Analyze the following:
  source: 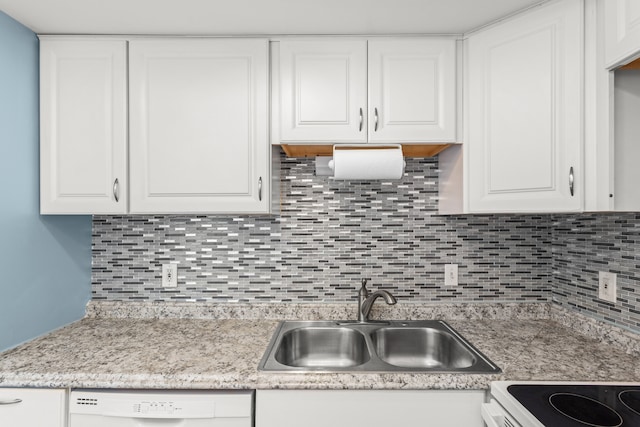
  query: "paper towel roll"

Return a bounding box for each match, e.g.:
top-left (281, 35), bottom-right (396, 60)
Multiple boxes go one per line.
top-left (329, 145), bottom-right (405, 180)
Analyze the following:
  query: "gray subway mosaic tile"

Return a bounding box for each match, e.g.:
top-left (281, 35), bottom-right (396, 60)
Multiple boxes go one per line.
top-left (92, 152), bottom-right (640, 334)
top-left (551, 213), bottom-right (640, 333)
top-left (92, 152), bottom-right (552, 303)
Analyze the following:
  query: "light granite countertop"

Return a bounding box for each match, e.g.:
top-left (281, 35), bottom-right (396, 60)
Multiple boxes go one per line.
top-left (0, 303), bottom-right (639, 390)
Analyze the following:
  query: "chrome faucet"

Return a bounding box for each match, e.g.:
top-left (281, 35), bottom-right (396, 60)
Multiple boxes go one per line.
top-left (357, 279), bottom-right (397, 322)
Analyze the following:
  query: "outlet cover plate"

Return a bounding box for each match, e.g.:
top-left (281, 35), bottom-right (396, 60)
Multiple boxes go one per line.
top-left (162, 264), bottom-right (178, 288)
top-left (445, 264), bottom-right (458, 287)
top-left (598, 271), bottom-right (617, 303)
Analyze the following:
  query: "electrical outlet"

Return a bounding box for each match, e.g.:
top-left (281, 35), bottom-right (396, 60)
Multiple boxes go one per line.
top-left (162, 264), bottom-right (178, 288)
top-left (445, 264), bottom-right (458, 287)
top-left (598, 271), bottom-right (617, 303)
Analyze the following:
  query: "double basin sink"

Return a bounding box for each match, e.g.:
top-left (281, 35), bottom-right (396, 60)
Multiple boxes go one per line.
top-left (259, 320), bottom-right (500, 373)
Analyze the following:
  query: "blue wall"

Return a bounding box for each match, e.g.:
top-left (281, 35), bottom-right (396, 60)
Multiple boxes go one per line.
top-left (0, 11), bottom-right (92, 352)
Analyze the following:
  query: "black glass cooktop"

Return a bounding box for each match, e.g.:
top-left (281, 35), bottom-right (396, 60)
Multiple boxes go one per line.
top-left (508, 385), bottom-right (640, 427)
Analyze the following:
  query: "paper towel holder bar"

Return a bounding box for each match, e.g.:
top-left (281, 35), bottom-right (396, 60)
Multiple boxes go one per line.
top-left (316, 156), bottom-right (334, 176)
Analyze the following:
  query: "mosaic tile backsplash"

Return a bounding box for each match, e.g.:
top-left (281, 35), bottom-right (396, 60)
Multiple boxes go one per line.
top-left (552, 213), bottom-right (640, 332)
top-left (92, 153), bottom-right (552, 303)
top-left (92, 152), bottom-right (640, 333)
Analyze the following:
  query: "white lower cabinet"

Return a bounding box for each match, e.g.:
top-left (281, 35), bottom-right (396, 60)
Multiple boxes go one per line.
top-left (0, 388), bottom-right (66, 427)
top-left (255, 390), bottom-right (485, 427)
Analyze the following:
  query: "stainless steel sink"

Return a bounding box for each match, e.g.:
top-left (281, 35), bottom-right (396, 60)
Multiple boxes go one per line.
top-left (274, 327), bottom-right (370, 368)
top-left (371, 327), bottom-right (475, 369)
top-left (259, 320), bottom-right (500, 373)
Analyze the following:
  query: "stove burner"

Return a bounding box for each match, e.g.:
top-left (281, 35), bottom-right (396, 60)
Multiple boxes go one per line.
top-left (548, 393), bottom-right (623, 427)
top-left (619, 390), bottom-right (640, 416)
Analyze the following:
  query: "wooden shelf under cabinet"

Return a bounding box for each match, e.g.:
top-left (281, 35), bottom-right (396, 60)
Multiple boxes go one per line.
top-left (620, 57), bottom-right (640, 70)
top-left (280, 144), bottom-right (453, 158)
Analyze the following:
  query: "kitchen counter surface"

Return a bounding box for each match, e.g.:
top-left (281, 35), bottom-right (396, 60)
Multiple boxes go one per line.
top-left (1, 305), bottom-right (639, 390)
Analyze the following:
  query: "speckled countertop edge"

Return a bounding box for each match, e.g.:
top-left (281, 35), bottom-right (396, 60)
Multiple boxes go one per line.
top-left (85, 300), bottom-right (552, 321)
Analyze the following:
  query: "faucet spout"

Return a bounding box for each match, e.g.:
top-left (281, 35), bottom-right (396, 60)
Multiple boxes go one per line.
top-left (360, 290), bottom-right (397, 323)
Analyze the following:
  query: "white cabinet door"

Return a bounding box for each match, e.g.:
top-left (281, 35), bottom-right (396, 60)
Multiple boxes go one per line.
top-left (613, 67), bottom-right (640, 210)
top-left (40, 38), bottom-right (127, 214)
top-left (129, 39), bottom-right (270, 214)
top-left (466, 0), bottom-right (583, 213)
top-left (368, 38), bottom-right (456, 143)
top-left (279, 39), bottom-right (368, 142)
top-left (0, 388), bottom-right (66, 427)
top-left (256, 390), bottom-right (485, 427)
top-left (605, 0), bottom-right (640, 68)
top-left (278, 38), bottom-right (456, 144)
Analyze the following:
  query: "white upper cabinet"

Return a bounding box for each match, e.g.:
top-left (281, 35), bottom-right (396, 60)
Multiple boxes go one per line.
top-left (40, 38), bottom-right (127, 214)
top-left (463, 0), bottom-right (583, 213)
top-left (605, 0), bottom-right (640, 68)
top-left (277, 38), bottom-right (456, 144)
top-left (587, 0), bottom-right (640, 212)
top-left (368, 39), bottom-right (456, 142)
top-left (279, 40), bottom-right (367, 142)
top-left (129, 39), bottom-right (270, 214)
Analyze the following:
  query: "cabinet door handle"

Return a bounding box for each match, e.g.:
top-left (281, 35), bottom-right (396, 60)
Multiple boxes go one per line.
top-left (0, 399), bottom-right (22, 405)
top-left (374, 108), bottom-right (379, 132)
top-left (569, 167), bottom-right (574, 197)
top-left (113, 178), bottom-right (120, 202)
top-left (359, 108), bottom-right (363, 132)
top-left (258, 177), bottom-right (263, 201)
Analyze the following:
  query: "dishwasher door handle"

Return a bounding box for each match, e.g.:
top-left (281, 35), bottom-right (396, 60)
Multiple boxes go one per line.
top-left (101, 411), bottom-right (215, 420)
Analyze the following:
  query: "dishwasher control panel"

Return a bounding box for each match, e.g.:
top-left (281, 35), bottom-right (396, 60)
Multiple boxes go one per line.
top-left (69, 389), bottom-right (253, 425)
top-left (133, 400), bottom-right (177, 415)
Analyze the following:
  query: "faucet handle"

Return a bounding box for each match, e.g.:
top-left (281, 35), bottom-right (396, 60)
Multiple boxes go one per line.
top-left (361, 278), bottom-right (369, 288)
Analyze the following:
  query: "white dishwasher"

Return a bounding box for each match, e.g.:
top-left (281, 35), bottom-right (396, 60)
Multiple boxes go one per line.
top-left (69, 389), bottom-right (253, 427)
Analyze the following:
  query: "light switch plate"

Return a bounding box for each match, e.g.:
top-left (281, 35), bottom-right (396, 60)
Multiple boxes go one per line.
top-left (598, 271), bottom-right (617, 303)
